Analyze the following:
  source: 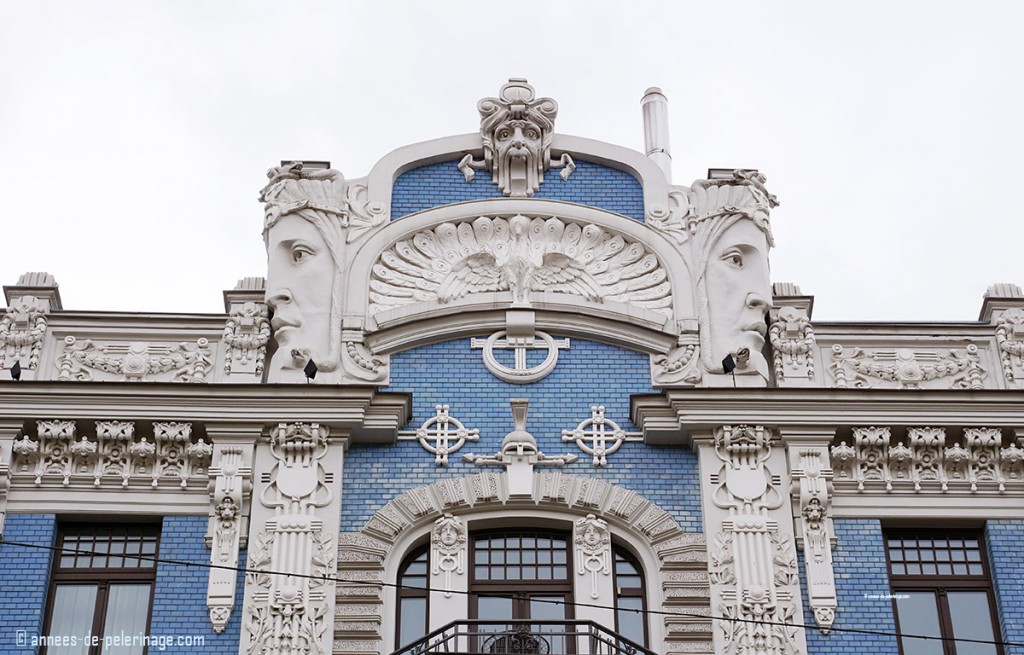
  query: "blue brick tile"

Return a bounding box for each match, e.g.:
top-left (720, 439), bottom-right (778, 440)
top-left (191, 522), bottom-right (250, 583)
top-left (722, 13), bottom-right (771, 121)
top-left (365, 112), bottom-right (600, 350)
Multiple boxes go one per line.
top-left (391, 159), bottom-right (645, 221)
top-left (800, 519), bottom-right (899, 654)
top-left (342, 337), bottom-right (702, 534)
top-left (987, 521), bottom-right (1024, 655)
top-left (0, 514), bottom-right (56, 654)
top-left (149, 516), bottom-right (245, 654)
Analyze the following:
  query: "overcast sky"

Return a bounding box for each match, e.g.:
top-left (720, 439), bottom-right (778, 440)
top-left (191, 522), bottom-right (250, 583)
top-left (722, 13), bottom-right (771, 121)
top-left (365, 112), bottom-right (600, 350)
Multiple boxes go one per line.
top-left (1, 1), bottom-right (1021, 321)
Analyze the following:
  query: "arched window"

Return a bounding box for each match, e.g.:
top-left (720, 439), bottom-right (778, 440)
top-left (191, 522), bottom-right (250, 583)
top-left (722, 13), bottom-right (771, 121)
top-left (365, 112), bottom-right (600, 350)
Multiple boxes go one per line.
top-left (396, 545), bottom-right (429, 648)
top-left (614, 546), bottom-right (648, 648)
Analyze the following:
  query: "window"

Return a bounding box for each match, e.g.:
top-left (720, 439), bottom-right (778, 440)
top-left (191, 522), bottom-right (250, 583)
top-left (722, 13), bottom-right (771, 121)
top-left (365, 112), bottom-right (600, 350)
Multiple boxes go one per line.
top-left (886, 529), bottom-right (1002, 655)
top-left (613, 546), bottom-right (648, 649)
top-left (44, 524), bottom-right (160, 655)
top-left (470, 530), bottom-right (574, 622)
top-left (396, 545), bottom-right (429, 649)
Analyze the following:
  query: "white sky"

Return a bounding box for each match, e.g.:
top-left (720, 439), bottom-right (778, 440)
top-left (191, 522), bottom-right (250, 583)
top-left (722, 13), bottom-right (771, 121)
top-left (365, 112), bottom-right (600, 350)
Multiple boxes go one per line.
top-left (1, 1), bottom-right (1021, 321)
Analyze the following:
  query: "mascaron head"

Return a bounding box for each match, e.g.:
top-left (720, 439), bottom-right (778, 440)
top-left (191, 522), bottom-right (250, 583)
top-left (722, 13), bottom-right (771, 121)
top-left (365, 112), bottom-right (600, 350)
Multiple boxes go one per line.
top-left (688, 171), bottom-right (778, 378)
top-left (478, 79), bottom-right (558, 192)
top-left (260, 162), bottom-right (347, 381)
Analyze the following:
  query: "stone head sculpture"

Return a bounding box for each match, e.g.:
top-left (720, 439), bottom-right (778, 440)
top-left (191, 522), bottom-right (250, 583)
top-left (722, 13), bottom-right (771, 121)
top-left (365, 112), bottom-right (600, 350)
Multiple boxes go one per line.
top-left (687, 170), bottom-right (777, 380)
top-left (459, 78), bottom-right (574, 197)
top-left (260, 162), bottom-right (347, 382)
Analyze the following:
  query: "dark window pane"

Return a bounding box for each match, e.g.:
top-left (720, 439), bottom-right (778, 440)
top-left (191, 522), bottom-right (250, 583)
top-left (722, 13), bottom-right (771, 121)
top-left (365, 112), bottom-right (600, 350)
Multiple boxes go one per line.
top-left (895, 591), bottom-right (944, 655)
top-left (947, 591), bottom-right (999, 655)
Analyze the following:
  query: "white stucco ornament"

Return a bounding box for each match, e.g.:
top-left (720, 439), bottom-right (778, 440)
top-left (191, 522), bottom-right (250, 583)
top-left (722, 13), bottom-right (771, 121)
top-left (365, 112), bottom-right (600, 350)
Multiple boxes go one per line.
top-left (459, 78), bottom-right (575, 197)
top-left (401, 404), bottom-right (480, 465)
top-left (369, 214), bottom-right (671, 316)
top-left (261, 162), bottom-right (389, 384)
top-left (430, 513), bottom-right (467, 597)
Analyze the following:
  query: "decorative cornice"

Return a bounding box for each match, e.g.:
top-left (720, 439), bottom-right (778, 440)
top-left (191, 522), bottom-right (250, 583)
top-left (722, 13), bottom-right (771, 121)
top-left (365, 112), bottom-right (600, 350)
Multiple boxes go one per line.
top-left (0, 382), bottom-right (411, 440)
top-left (632, 388), bottom-right (1024, 445)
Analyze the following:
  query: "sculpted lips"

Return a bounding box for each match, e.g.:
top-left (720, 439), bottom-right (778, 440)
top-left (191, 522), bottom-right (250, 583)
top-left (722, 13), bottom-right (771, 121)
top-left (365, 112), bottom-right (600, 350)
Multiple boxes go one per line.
top-left (271, 316), bottom-right (300, 333)
top-left (742, 321), bottom-right (768, 346)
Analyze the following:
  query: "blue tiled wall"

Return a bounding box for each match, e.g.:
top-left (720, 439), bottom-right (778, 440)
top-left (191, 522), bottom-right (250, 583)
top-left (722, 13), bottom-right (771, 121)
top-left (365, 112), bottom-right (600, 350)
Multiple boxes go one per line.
top-left (0, 513), bottom-right (56, 655)
top-left (987, 520), bottom-right (1024, 655)
top-left (342, 337), bottom-right (701, 534)
top-left (391, 159), bottom-right (645, 221)
top-left (802, 519), bottom-right (899, 654)
top-left (150, 515), bottom-right (245, 654)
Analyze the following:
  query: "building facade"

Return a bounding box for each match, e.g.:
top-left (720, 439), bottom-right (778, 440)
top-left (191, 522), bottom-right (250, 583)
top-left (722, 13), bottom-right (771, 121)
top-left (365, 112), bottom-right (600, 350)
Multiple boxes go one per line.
top-left (1, 79), bottom-right (1023, 655)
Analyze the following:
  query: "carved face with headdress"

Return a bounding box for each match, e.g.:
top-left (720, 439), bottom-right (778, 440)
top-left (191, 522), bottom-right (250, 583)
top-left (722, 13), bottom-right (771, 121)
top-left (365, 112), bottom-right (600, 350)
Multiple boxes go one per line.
top-left (261, 162), bottom-right (347, 382)
top-left (687, 171), bottom-right (777, 379)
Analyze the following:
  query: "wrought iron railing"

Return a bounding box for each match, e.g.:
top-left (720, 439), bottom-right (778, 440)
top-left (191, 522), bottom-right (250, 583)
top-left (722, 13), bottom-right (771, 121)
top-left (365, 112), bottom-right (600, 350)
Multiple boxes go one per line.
top-left (391, 620), bottom-right (657, 655)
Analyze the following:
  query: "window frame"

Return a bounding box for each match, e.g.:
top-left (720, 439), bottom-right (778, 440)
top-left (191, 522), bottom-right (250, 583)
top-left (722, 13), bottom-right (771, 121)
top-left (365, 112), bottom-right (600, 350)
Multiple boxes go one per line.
top-left (395, 543), bottom-right (430, 649)
top-left (468, 529), bottom-right (575, 621)
top-left (885, 528), bottom-right (1003, 655)
top-left (612, 545), bottom-right (649, 649)
top-left (42, 523), bottom-right (161, 655)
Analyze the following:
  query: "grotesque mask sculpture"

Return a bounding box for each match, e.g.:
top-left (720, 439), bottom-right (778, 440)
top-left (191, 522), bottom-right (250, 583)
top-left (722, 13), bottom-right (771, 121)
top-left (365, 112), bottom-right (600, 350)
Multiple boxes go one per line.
top-left (459, 78), bottom-right (575, 197)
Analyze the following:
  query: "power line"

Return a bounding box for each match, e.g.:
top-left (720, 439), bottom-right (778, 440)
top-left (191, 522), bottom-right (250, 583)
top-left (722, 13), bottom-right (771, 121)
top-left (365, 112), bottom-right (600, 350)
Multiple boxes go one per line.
top-left (0, 538), bottom-right (1019, 650)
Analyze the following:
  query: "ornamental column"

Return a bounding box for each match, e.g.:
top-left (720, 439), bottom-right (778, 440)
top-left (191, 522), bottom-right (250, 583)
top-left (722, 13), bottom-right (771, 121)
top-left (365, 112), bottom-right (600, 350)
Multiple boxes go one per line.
top-left (239, 422), bottom-right (348, 655)
top-left (694, 425), bottom-right (807, 655)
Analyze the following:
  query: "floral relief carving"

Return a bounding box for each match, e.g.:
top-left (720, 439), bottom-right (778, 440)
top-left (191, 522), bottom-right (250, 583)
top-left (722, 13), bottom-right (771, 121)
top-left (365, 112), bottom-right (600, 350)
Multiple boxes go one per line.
top-left (828, 344), bottom-right (987, 390)
top-left (995, 308), bottom-right (1024, 385)
top-left (768, 306), bottom-right (815, 381)
top-left (10, 420), bottom-right (210, 489)
top-left (369, 215), bottom-right (671, 316)
top-left (0, 295), bottom-right (48, 371)
top-left (831, 426), bottom-right (1019, 494)
top-left (223, 301), bottom-right (271, 376)
top-left (56, 336), bottom-right (213, 383)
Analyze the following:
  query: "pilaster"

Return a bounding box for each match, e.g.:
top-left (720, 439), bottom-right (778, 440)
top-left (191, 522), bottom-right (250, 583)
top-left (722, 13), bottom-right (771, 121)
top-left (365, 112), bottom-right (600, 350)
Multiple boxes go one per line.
top-left (240, 422), bottom-right (347, 655)
top-left (205, 423), bottom-right (258, 634)
top-left (0, 420), bottom-right (22, 536)
top-left (780, 427), bottom-right (837, 633)
top-left (2, 272), bottom-right (60, 380)
top-left (695, 425), bottom-right (807, 655)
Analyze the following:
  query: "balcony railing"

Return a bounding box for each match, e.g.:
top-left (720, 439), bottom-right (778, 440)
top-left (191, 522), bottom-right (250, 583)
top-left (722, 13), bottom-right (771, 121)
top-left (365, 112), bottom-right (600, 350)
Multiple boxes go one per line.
top-left (391, 620), bottom-right (657, 655)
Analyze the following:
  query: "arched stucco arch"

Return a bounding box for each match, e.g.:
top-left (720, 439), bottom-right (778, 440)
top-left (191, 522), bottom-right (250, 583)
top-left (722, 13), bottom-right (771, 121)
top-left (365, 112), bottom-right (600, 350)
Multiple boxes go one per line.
top-left (334, 472), bottom-right (712, 655)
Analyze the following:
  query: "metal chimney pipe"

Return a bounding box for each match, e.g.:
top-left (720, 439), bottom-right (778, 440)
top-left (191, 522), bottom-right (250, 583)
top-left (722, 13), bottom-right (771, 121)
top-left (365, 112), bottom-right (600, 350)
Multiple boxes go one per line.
top-left (641, 87), bottom-right (672, 182)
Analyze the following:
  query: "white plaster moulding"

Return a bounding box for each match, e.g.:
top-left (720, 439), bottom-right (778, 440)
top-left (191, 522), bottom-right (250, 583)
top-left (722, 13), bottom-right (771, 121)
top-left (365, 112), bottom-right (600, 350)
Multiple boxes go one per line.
top-left (0, 382), bottom-right (412, 442)
top-left (830, 494), bottom-right (1024, 519)
top-left (811, 322), bottom-right (1000, 338)
top-left (362, 132), bottom-right (670, 222)
top-left (7, 488), bottom-right (209, 516)
top-left (632, 388), bottom-right (1024, 445)
top-left (367, 299), bottom-right (676, 356)
top-left (351, 197), bottom-right (695, 329)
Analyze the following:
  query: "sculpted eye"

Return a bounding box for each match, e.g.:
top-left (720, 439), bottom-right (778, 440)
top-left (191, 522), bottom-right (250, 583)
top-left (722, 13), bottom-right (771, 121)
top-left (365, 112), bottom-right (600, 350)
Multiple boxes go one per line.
top-left (292, 245), bottom-right (314, 264)
top-left (525, 128), bottom-right (539, 139)
top-left (497, 128), bottom-right (512, 140)
top-left (723, 250), bottom-right (744, 267)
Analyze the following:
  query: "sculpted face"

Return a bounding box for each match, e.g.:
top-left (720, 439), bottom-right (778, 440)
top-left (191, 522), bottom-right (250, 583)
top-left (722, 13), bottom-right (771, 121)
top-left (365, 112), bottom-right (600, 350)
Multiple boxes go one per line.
top-left (265, 214), bottom-right (335, 378)
top-left (495, 119), bottom-right (543, 166)
top-left (704, 219), bottom-right (772, 374)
